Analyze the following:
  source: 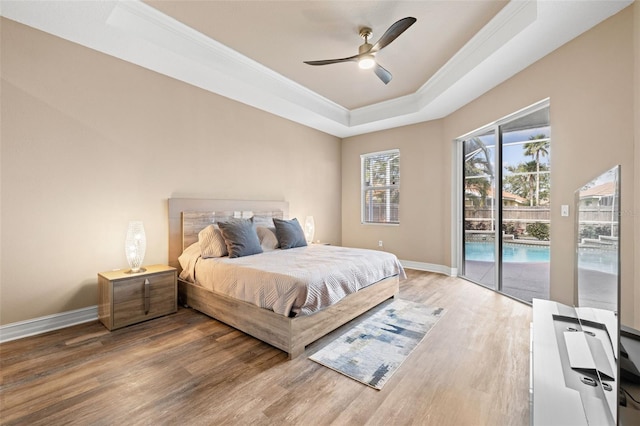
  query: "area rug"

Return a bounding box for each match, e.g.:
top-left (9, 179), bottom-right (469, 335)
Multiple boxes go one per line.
top-left (309, 299), bottom-right (445, 390)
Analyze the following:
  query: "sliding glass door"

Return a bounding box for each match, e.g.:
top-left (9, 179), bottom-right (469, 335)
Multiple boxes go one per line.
top-left (460, 102), bottom-right (550, 303)
top-left (462, 130), bottom-right (497, 289)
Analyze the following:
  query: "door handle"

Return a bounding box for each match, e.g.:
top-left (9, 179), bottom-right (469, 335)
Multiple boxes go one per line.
top-left (144, 279), bottom-right (150, 314)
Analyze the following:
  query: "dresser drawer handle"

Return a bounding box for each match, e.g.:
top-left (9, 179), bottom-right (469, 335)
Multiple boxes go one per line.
top-left (144, 279), bottom-right (150, 314)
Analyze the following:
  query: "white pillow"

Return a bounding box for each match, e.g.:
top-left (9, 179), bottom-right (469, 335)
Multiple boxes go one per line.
top-left (198, 224), bottom-right (228, 258)
top-left (257, 226), bottom-right (279, 251)
top-left (178, 242), bottom-right (201, 282)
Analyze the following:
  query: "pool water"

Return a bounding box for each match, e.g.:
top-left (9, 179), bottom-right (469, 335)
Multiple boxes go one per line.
top-left (465, 242), bottom-right (617, 273)
top-left (465, 241), bottom-right (549, 262)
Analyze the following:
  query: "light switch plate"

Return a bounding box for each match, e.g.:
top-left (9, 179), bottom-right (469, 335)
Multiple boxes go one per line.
top-left (561, 205), bottom-right (569, 217)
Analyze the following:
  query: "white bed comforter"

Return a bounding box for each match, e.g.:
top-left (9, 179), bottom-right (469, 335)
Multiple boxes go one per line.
top-left (179, 244), bottom-right (405, 317)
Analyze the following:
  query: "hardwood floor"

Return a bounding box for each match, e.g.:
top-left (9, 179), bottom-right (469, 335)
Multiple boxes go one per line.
top-left (0, 270), bottom-right (532, 425)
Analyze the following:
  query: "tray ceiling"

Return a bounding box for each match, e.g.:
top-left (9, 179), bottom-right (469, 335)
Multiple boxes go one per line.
top-left (1, 1), bottom-right (633, 137)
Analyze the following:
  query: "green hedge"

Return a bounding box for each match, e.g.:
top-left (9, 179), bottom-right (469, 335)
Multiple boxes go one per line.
top-left (526, 222), bottom-right (550, 240)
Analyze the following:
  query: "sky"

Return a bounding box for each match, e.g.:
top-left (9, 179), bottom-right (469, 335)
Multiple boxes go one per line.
top-left (473, 126), bottom-right (551, 175)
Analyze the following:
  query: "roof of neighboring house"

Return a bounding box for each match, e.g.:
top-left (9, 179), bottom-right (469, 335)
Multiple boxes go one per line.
top-left (465, 187), bottom-right (528, 204)
top-left (580, 181), bottom-right (616, 198)
top-left (501, 190), bottom-right (528, 204)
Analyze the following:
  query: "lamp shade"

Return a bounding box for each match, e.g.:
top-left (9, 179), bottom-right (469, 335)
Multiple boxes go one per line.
top-left (125, 221), bottom-right (146, 273)
top-left (304, 216), bottom-right (315, 243)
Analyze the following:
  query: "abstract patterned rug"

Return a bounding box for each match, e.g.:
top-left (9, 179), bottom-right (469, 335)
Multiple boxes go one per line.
top-left (309, 299), bottom-right (445, 390)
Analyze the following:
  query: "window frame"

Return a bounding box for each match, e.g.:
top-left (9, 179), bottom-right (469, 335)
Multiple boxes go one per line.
top-left (360, 149), bottom-right (400, 225)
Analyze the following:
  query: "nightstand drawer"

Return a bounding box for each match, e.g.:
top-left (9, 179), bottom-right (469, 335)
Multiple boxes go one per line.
top-left (98, 265), bottom-right (177, 331)
top-left (112, 272), bottom-right (176, 328)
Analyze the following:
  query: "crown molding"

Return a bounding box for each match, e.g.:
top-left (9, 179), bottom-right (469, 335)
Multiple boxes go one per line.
top-left (349, 0), bottom-right (537, 128)
top-left (1, 0), bottom-right (633, 138)
top-left (106, 1), bottom-right (351, 128)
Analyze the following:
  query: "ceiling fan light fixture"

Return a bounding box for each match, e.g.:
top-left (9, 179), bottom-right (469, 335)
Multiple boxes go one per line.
top-left (358, 54), bottom-right (376, 70)
top-left (303, 17), bottom-right (417, 84)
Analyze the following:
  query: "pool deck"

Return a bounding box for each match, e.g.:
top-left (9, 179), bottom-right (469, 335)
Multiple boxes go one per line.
top-left (464, 260), bottom-right (550, 302)
top-left (464, 261), bottom-right (617, 307)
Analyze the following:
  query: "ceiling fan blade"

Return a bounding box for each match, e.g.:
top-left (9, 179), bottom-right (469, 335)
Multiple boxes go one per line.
top-left (369, 17), bottom-right (417, 53)
top-left (303, 55), bottom-right (358, 66)
top-left (373, 63), bottom-right (392, 84)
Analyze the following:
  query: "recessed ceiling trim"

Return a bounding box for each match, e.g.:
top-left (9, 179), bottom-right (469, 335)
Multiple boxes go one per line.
top-left (414, 0), bottom-right (537, 111)
top-left (349, 0), bottom-right (537, 128)
top-left (1, 0), bottom-right (633, 138)
top-left (106, 1), bottom-right (351, 126)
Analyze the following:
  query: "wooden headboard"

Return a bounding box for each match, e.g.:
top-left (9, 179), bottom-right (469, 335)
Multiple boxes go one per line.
top-left (168, 198), bottom-right (289, 270)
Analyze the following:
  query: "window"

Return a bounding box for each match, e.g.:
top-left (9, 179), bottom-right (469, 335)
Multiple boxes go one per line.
top-left (361, 149), bottom-right (400, 224)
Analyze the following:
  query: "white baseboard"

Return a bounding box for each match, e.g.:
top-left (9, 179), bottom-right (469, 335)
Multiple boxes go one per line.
top-left (0, 306), bottom-right (98, 343)
top-left (0, 262), bottom-right (457, 343)
top-left (400, 260), bottom-right (457, 277)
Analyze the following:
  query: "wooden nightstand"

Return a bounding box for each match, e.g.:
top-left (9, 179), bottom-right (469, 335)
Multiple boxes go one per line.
top-left (98, 264), bottom-right (177, 331)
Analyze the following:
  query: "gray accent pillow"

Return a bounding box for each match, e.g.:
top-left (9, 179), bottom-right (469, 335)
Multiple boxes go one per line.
top-left (217, 217), bottom-right (263, 258)
top-left (273, 218), bottom-right (308, 249)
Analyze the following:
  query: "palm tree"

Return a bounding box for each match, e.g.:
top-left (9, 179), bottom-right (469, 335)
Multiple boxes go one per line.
top-left (504, 160), bottom-right (539, 206)
top-left (524, 134), bottom-right (550, 206)
top-left (464, 137), bottom-right (493, 208)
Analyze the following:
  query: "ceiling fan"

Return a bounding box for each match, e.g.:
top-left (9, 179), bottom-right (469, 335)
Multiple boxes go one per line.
top-left (303, 17), bottom-right (417, 85)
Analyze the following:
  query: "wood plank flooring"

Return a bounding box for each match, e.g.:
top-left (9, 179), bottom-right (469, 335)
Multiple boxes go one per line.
top-left (0, 270), bottom-right (532, 425)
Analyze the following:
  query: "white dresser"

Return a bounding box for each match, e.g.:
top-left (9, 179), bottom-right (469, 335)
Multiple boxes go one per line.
top-left (531, 299), bottom-right (617, 425)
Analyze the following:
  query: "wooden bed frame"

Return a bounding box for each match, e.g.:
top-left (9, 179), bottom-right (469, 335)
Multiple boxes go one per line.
top-left (168, 198), bottom-right (399, 359)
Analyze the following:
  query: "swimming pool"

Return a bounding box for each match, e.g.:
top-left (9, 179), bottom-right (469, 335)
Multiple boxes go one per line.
top-left (465, 242), bottom-right (617, 273)
top-left (465, 241), bottom-right (549, 262)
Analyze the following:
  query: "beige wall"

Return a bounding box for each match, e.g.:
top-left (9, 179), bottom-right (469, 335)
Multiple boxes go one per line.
top-left (342, 121), bottom-right (446, 265)
top-left (634, 1), bottom-right (640, 329)
top-left (343, 6), bottom-right (638, 326)
top-left (0, 19), bottom-right (342, 325)
top-left (2, 5), bottom-right (639, 329)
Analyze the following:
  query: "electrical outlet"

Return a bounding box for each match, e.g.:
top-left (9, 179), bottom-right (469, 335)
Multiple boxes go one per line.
top-left (378, 240), bottom-right (383, 247)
